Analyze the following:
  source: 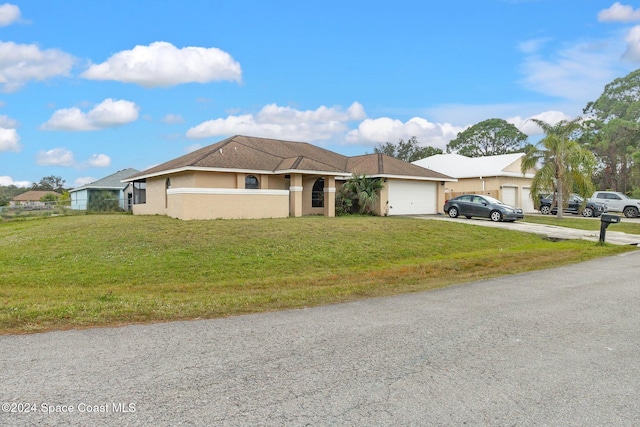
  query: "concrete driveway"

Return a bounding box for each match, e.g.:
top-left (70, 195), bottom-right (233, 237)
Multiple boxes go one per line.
top-left (418, 214), bottom-right (640, 245)
top-left (2, 251), bottom-right (640, 426)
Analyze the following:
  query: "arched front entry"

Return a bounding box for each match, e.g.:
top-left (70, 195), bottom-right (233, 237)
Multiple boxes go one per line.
top-left (312, 178), bottom-right (324, 207)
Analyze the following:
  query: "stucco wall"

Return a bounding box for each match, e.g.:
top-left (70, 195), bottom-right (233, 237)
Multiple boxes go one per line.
top-left (167, 190), bottom-right (289, 220)
top-left (302, 176), bottom-right (325, 216)
top-left (192, 171), bottom-right (236, 188)
top-left (131, 171), bottom-right (342, 219)
top-left (70, 189), bottom-right (88, 210)
top-left (132, 172), bottom-right (294, 219)
top-left (132, 177), bottom-right (167, 215)
top-left (376, 182), bottom-right (389, 216)
top-left (443, 176), bottom-right (534, 208)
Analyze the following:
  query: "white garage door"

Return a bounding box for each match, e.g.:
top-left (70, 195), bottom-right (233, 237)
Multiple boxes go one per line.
top-left (502, 186), bottom-right (517, 207)
top-left (521, 187), bottom-right (536, 213)
top-left (387, 180), bottom-right (437, 215)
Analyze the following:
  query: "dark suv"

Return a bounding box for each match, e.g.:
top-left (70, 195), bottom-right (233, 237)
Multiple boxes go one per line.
top-left (539, 193), bottom-right (607, 217)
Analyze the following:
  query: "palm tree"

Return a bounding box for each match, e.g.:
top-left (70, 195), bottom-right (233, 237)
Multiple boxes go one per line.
top-left (341, 174), bottom-right (385, 215)
top-left (521, 118), bottom-right (595, 219)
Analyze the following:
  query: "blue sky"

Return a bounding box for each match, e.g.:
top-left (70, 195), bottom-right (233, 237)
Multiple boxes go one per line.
top-left (1, 0), bottom-right (640, 188)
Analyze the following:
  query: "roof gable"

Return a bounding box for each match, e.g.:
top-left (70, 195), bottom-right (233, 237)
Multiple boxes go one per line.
top-left (72, 168), bottom-right (140, 191)
top-left (127, 135), bottom-right (350, 179)
top-left (13, 190), bottom-right (61, 201)
top-left (347, 154), bottom-right (454, 180)
top-left (125, 135), bottom-right (455, 182)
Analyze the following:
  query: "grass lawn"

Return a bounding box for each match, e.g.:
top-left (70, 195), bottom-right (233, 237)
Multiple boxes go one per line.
top-left (0, 214), bottom-right (634, 334)
top-left (523, 214), bottom-right (640, 234)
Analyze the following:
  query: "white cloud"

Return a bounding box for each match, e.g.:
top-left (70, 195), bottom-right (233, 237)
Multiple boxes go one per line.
top-left (0, 3), bottom-right (20, 27)
top-left (74, 176), bottom-right (96, 187)
top-left (186, 102), bottom-right (366, 142)
top-left (36, 148), bottom-right (75, 166)
top-left (35, 148), bottom-right (110, 168)
top-left (507, 110), bottom-right (574, 135)
top-left (598, 2), bottom-right (640, 22)
top-left (0, 114), bottom-right (18, 128)
top-left (87, 154), bottom-right (111, 167)
top-left (623, 25), bottom-right (640, 61)
top-left (162, 114), bottom-right (184, 124)
top-left (0, 41), bottom-right (75, 92)
top-left (82, 41), bottom-right (242, 87)
top-left (517, 38), bottom-right (552, 54)
top-left (0, 127), bottom-right (20, 152)
top-left (41, 98), bottom-right (139, 131)
top-left (0, 176), bottom-right (30, 187)
top-left (86, 99), bottom-right (139, 127)
top-left (345, 116), bottom-right (464, 150)
top-left (519, 40), bottom-right (627, 102)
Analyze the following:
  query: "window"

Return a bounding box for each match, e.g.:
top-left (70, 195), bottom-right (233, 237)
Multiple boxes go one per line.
top-left (133, 181), bottom-right (146, 204)
top-left (312, 178), bottom-right (324, 208)
top-left (165, 178), bottom-right (171, 208)
top-left (245, 175), bottom-right (259, 189)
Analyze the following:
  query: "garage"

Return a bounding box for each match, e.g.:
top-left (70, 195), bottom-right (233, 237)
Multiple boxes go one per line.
top-left (521, 187), bottom-right (537, 213)
top-left (501, 186), bottom-right (517, 207)
top-left (387, 179), bottom-right (437, 215)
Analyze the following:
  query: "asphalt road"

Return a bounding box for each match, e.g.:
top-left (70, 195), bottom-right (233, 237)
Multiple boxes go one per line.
top-left (2, 249), bottom-right (640, 426)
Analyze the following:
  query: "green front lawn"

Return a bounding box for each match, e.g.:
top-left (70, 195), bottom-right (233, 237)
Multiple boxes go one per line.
top-left (0, 214), bottom-right (633, 334)
top-left (523, 214), bottom-right (640, 234)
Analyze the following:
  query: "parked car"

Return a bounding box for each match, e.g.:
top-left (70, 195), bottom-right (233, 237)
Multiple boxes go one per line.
top-left (589, 191), bottom-right (640, 218)
top-left (444, 194), bottom-right (524, 222)
top-left (538, 193), bottom-right (607, 217)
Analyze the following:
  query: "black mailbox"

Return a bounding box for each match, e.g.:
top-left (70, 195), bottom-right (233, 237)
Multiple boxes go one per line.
top-left (601, 214), bottom-right (621, 224)
top-left (599, 214), bottom-right (621, 243)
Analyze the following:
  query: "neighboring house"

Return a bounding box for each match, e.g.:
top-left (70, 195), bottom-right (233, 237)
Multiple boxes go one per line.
top-left (70, 168), bottom-right (140, 211)
top-left (412, 153), bottom-right (537, 212)
top-left (122, 135), bottom-right (456, 220)
top-left (11, 190), bottom-right (61, 208)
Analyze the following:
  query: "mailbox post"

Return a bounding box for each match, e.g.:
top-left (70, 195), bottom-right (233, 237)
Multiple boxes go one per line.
top-left (599, 214), bottom-right (621, 244)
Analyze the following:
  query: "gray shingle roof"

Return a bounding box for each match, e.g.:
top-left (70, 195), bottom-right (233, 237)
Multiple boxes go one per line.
top-left (71, 168), bottom-right (140, 192)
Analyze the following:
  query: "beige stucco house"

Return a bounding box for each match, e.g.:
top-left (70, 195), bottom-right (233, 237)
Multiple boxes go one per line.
top-left (412, 153), bottom-right (537, 213)
top-left (123, 135), bottom-right (456, 220)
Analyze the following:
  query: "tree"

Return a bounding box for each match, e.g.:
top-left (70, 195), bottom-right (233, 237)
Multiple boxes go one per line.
top-left (446, 118), bottom-right (528, 157)
top-left (0, 185), bottom-right (25, 207)
top-left (337, 174), bottom-right (385, 215)
top-left (58, 191), bottom-right (71, 207)
top-left (373, 136), bottom-right (442, 162)
top-left (32, 176), bottom-right (67, 192)
top-left (583, 68), bottom-right (640, 193)
top-left (39, 193), bottom-right (59, 203)
top-left (521, 118), bottom-right (595, 219)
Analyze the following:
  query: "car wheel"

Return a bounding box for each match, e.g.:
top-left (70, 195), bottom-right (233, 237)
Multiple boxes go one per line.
top-left (623, 206), bottom-right (639, 218)
top-left (490, 210), bottom-right (502, 222)
top-left (582, 207), bottom-right (594, 217)
top-left (448, 207), bottom-right (459, 218)
top-left (540, 205), bottom-right (551, 215)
